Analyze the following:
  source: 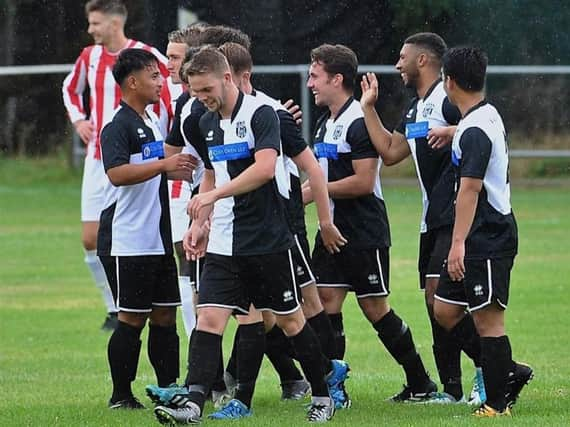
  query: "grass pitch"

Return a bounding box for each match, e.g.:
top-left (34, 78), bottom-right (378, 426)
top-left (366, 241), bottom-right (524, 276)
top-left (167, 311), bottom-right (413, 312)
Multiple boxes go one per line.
top-left (1, 157), bottom-right (569, 426)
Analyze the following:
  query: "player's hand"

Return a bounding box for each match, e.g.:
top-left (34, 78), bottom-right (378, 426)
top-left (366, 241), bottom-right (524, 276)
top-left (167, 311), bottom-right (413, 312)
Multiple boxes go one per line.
top-left (163, 153), bottom-right (196, 181)
top-left (73, 119), bottom-right (94, 144)
top-left (360, 72), bottom-right (379, 109)
top-left (301, 183), bottom-right (313, 205)
top-left (188, 191), bottom-right (218, 220)
top-left (428, 126), bottom-right (455, 149)
top-left (183, 221), bottom-right (209, 260)
top-left (447, 241), bottom-right (465, 281)
top-left (283, 99), bottom-right (303, 126)
top-left (320, 222), bottom-right (348, 254)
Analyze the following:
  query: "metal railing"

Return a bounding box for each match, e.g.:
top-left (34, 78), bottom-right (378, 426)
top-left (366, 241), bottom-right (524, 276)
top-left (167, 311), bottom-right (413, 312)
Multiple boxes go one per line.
top-left (2, 63), bottom-right (570, 160)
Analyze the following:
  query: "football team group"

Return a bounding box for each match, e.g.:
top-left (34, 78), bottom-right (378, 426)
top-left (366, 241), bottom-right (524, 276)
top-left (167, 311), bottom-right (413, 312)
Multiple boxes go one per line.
top-left (62, 0), bottom-right (533, 423)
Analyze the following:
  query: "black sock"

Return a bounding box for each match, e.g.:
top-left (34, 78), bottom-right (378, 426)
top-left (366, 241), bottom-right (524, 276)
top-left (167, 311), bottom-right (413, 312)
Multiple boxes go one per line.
top-left (308, 310), bottom-right (338, 361)
top-left (265, 325), bottom-right (303, 382)
top-left (450, 314), bottom-right (481, 366)
top-left (107, 320), bottom-right (143, 402)
top-left (328, 312), bottom-right (345, 359)
top-left (288, 323), bottom-right (328, 398)
top-left (374, 309), bottom-right (429, 390)
top-left (430, 315), bottom-right (463, 400)
top-left (211, 342), bottom-right (226, 393)
top-left (225, 327), bottom-right (240, 379)
top-left (234, 322), bottom-right (265, 408)
top-left (148, 324), bottom-right (179, 387)
top-left (481, 336), bottom-right (511, 411)
top-left (184, 328), bottom-right (196, 387)
top-left (185, 330), bottom-right (223, 412)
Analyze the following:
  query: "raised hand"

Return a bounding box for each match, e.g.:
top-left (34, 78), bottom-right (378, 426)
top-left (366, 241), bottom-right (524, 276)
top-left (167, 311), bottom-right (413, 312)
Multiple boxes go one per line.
top-left (360, 72), bottom-right (379, 108)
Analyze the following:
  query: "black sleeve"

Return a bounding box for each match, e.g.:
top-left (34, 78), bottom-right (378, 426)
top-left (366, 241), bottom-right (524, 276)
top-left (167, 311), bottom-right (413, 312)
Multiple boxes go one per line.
top-left (442, 97), bottom-right (462, 125)
top-left (165, 96), bottom-right (185, 147)
top-left (183, 101), bottom-right (208, 162)
top-left (346, 117), bottom-right (378, 160)
top-left (459, 127), bottom-right (492, 179)
top-left (251, 105), bottom-right (280, 153)
top-left (100, 121), bottom-right (131, 172)
top-left (198, 114), bottom-right (214, 170)
top-left (277, 109), bottom-right (307, 158)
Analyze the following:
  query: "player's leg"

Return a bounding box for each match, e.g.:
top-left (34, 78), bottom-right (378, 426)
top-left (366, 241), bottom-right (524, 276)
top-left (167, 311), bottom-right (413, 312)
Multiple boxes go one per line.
top-left (100, 255), bottom-right (153, 409)
top-left (348, 247), bottom-right (435, 401)
top-left (81, 157), bottom-right (117, 329)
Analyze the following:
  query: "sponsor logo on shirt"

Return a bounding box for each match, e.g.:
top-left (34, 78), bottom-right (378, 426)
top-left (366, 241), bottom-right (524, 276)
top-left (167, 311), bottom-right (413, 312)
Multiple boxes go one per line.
top-left (208, 142), bottom-right (251, 162)
top-left (314, 142), bottom-right (338, 160)
top-left (141, 140), bottom-right (164, 160)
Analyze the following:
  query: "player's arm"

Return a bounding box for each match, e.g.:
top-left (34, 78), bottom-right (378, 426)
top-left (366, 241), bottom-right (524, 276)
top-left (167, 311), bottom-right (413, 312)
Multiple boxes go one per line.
top-left (447, 176), bottom-right (481, 281)
top-left (184, 168), bottom-right (214, 260)
top-left (428, 97), bottom-right (462, 149)
top-left (62, 49), bottom-right (93, 144)
top-left (447, 127), bottom-right (492, 281)
top-left (327, 157), bottom-right (378, 198)
top-left (107, 153), bottom-right (194, 186)
top-left (360, 72), bottom-right (410, 165)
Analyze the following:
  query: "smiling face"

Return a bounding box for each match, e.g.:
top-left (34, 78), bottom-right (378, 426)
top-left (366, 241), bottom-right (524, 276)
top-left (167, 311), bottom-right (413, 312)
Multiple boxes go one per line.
top-left (87, 11), bottom-right (117, 46)
top-left (189, 71), bottom-right (229, 112)
top-left (395, 43), bottom-right (421, 89)
top-left (166, 42), bottom-right (187, 84)
top-left (130, 61), bottom-right (163, 105)
top-left (307, 61), bottom-right (336, 107)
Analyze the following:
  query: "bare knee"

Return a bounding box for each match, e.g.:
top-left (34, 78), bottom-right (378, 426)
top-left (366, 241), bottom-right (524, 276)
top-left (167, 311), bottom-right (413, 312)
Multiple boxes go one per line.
top-left (318, 287), bottom-right (346, 314)
top-left (358, 296), bottom-right (390, 324)
top-left (196, 307), bottom-right (231, 335)
top-left (424, 278), bottom-right (438, 317)
top-left (118, 311), bottom-right (148, 329)
top-left (301, 284), bottom-right (324, 318)
top-left (149, 307), bottom-right (177, 327)
top-left (433, 300), bottom-right (464, 331)
top-left (275, 308), bottom-right (305, 337)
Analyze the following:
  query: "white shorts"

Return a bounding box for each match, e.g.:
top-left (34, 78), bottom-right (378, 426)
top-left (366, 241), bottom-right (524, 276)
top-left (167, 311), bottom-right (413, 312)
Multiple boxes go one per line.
top-left (169, 179), bottom-right (192, 242)
top-left (81, 150), bottom-right (108, 222)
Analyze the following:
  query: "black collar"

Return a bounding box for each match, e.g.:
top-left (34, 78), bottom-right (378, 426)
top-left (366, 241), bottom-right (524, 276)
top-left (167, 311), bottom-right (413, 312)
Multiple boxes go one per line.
top-left (228, 90), bottom-right (244, 122)
top-left (330, 95), bottom-right (354, 122)
top-left (463, 99), bottom-right (488, 118)
top-left (422, 79), bottom-right (441, 101)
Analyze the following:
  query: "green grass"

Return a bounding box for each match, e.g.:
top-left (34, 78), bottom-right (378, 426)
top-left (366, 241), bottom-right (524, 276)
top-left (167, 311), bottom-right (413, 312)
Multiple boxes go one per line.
top-left (1, 157), bottom-right (570, 426)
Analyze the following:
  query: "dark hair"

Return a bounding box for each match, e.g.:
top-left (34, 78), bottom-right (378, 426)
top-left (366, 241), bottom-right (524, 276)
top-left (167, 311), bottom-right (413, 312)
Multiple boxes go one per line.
top-left (112, 48), bottom-right (158, 87)
top-left (218, 42), bottom-right (253, 75)
top-left (179, 46), bottom-right (202, 83)
top-left (310, 44), bottom-right (358, 91)
top-left (442, 46), bottom-right (488, 92)
top-left (196, 25), bottom-right (251, 50)
top-left (85, 0), bottom-right (127, 20)
top-left (184, 46), bottom-right (230, 78)
top-left (169, 23), bottom-right (208, 46)
top-left (404, 32), bottom-right (447, 61)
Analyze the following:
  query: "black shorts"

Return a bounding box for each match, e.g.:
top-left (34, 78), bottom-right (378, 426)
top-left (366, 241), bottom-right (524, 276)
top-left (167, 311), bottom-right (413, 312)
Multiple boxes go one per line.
top-left (435, 256), bottom-right (514, 311)
top-left (312, 241), bottom-right (390, 298)
top-left (189, 257), bottom-right (205, 293)
top-left (197, 250), bottom-right (301, 315)
top-left (292, 233), bottom-right (316, 288)
top-left (100, 255), bottom-right (180, 313)
top-left (418, 225), bottom-right (452, 289)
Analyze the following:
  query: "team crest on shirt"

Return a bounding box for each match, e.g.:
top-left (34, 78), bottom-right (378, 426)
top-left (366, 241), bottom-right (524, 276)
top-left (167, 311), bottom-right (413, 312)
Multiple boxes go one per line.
top-left (422, 103), bottom-right (434, 118)
top-left (235, 121), bottom-right (247, 138)
top-left (333, 124), bottom-right (343, 140)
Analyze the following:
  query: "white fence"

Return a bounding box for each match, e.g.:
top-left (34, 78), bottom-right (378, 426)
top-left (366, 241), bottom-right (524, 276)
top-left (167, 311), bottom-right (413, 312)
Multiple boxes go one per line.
top-left (2, 64), bottom-right (570, 159)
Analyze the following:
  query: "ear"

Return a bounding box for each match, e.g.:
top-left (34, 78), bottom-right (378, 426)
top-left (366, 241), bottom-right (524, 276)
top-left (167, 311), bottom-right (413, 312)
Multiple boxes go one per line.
top-left (417, 52), bottom-right (428, 68)
top-left (126, 74), bottom-right (137, 90)
top-left (333, 73), bottom-right (344, 88)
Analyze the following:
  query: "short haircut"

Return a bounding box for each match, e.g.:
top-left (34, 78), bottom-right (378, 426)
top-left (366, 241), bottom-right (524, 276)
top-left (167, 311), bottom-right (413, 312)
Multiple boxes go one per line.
top-left (179, 46), bottom-right (203, 83)
top-left (112, 48), bottom-right (158, 87)
top-left (404, 32), bottom-right (447, 61)
top-left (196, 25), bottom-right (251, 50)
top-left (85, 0), bottom-right (127, 20)
top-left (442, 46), bottom-right (488, 92)
top-left (218, 42), bottom-right (253, 75)
top-left (168, 23), bottom-right (208, 46)
top-left (184, 46), bottom-right (231, 79)
top-left (310, 44), bottom-right (358, 91)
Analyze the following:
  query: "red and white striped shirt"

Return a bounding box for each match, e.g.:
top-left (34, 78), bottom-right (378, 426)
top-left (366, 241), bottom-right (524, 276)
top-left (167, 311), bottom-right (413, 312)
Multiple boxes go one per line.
top-left (62, 39), bottom-right (172, 159)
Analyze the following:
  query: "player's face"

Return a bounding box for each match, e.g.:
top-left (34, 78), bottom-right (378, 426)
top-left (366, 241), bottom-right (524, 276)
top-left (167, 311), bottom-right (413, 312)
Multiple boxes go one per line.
top-left (307, 62), bottom-right (334, 107)
top-left (442, 74), bottom-right (456, 105)
top-left (166, 42), bottom-right (187, 84)
top-left (87, 11), bottom-right (114, 46)
top-left (189, 72), bottom-right (226, 112)
top-left (133, 62), bottom-right (163, 105)
top-left (396, 43), bottom-right (420, 89)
